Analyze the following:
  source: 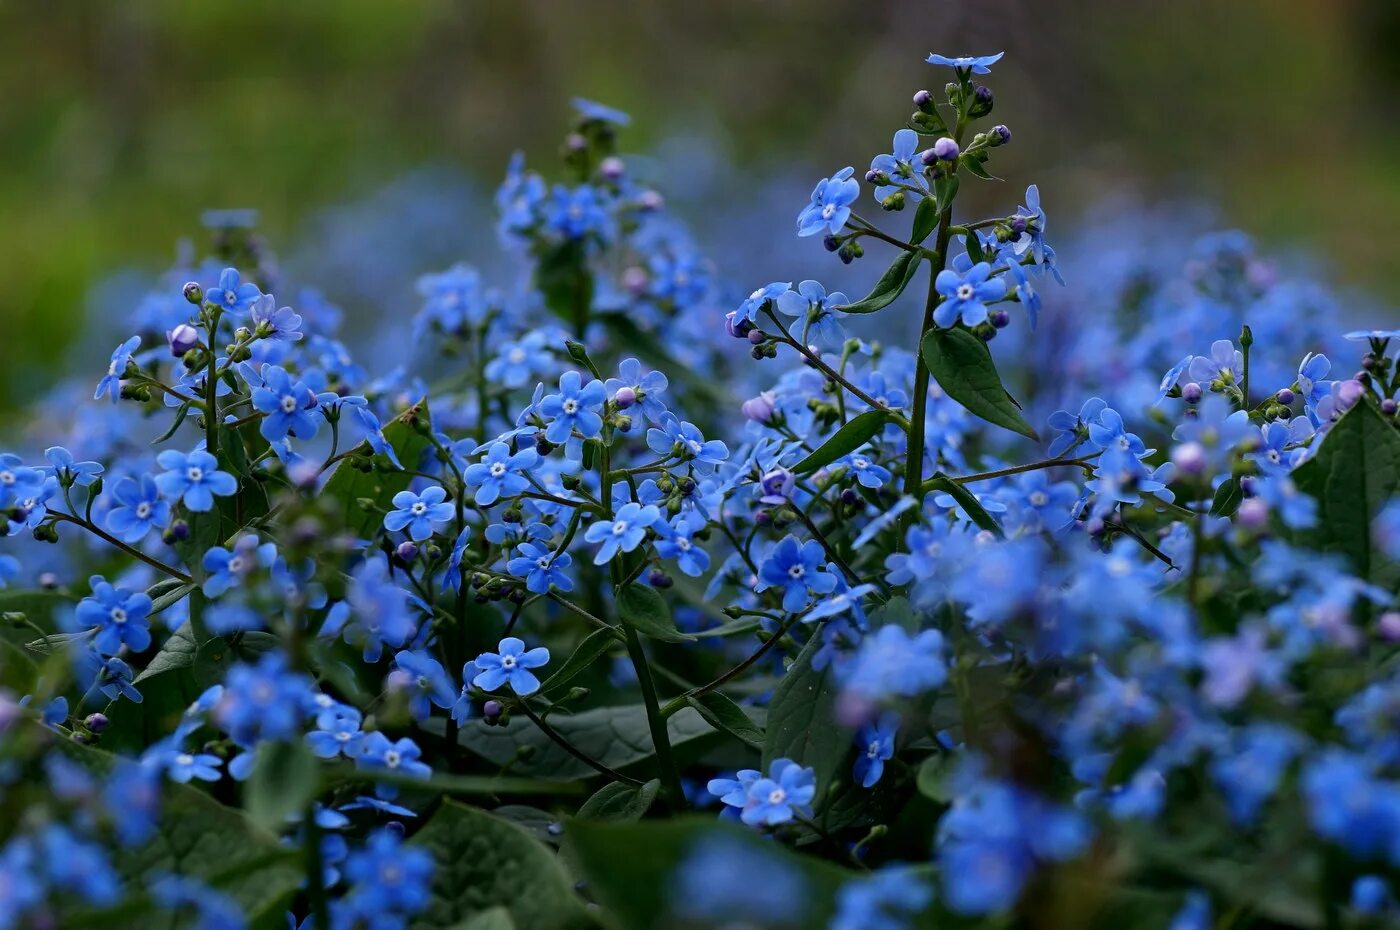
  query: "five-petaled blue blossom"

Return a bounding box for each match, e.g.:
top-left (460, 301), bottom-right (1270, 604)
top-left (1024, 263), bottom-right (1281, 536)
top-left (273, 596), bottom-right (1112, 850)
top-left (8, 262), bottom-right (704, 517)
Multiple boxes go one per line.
top-left (94, 335), bottom-right (141, 403)
top-left (249, 294), bottom-right (304, 342)
top-left (204, 266), bottom-right (261, 315)
top-left (78, 576), bottom-right (154, 656)
top-left (869, 129), bottom-right (926, 204)
top-left (357, 732), bottom-right (433, 779)
top-left (735, 281), bottom-right (791, 324)
top-left (251, 365), bottom-right (320, 442)
top-left (585, 501), bottom-right (661, 565)
top-left (776, 279), bottom-right (849, 347)
top-left (654, 513), bottom-right (711, 577)
top-left (384, 486), bottom-right (455, 542)
top-left (853, 713), bottom-right (900, 788)
top-left (464, 441), bottom-right (539, 506)
top-left (506, 540), bottom-right (574, 593)
top-left (740, 758), bottom-right (817, 827)
top-left (756, 535), bottom-right (838, 612)
top-left (472, 636), bottom-right (551, 696)
top-left (540, 370), bottom-right (606, 443)
top-left (797, 167), bottom-right (860, 237)
top-left (104, 474), bottom-right (170, 543)
top-left (647, 414), bottom-right (729, 475)
top-left (154, 449), bottom-right (237, 512)
top-left (934, 262), bottom-right (1007, 328)
top-left (926, 51), bottom-right (1004, 74)
top-left (44, 447), bottom-right (102, 487)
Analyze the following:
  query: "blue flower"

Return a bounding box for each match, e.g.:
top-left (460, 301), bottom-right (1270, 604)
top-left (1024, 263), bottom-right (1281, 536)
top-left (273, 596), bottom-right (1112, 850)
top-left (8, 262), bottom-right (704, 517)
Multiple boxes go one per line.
top-left (1010, 184), bottom-right (1051, 267)
top-left (800, 582), bottom-right (876, 624)
top-left (755, 535), bottom-right (838, 613)
top-left (671, 835), bottom-right (808, 926)
top-left (797, 167), bottom-right (860, 238)
top-left (307, 704), bottom-right (365, 759)
top-left (853, 713), bottom-right (899, 788)
top-left (1153, 355), bottom-right (1193, 404)
top-left (485, 329), bottom-right (553, 388)
top-left (384, 486), bottom-right (455, 542)
top-left (0, 554), bottom-right (18, 589)
top-left (356, 732), bottom-right (433, 779)
top-left (605, 357), bottom-right (670, 426)
top-left (340, 827), bottom-right (435, 920)
top-left (831, 868), bottom-right (933, 930)
top-left (841, 625), bottom-right (947, 701)
top-left (464, 441), bottom-right (539, 506)
top-left (152, 747), bottom-right (222, 783)
top-left (1000, 256), bottom-right (1042, 330)
top-left (933, 262), bottom-right (1007, 328)
top-left (212, 652), bottom-right (314, 745)
top-left (105, 474), bottom-right (170, 543)
top-left (204, 266), bottom-right (261, 315)
top-left (547, 184), bottom-right (610, 241)
top-left (572, 97), bottom-right (631, 126)
top-left (869, 129), bottom-right (927, 204)
top-left (249, 294), bottom-right (303, 342)
top-left (154, 449), bottom-right (237, 512)
top-left (1187, 339), bottom-right (1243, 389)
top-left (393, 650), bottom-right (457, 720)
top-left (43, 446), bottom-right (102, 487)
top-left (251, 365), bottom-right (320, 442)
top-left (539, 370), bottom-right (606, 443)
top-left (839, 448), bottom-right (892, 488)
top-left (1087, 407), bottom-right (1147, 468)
top-left (94, 335), bottom-right (141, 403)
top-left (926, 51), bottom-right (1004, 74)
top-left (202, 534), bottom-right (277, 597)
top-left (654, 514), bottom-right (711, 577)
top-left (585, 501), bottom-right (661, 564)
top-left (739, 758), bottom-right (816, 826)
top-left (646, 414), bottom-right (729, 475)
top-left (506, 540), bottom-right (574, 593)
top-left (77, 576), bottom-right (153, 656)
top-left (1045, 397), bottom-right (1108, 458)
top-left (776, 279), bottom-right (849, 347)
top-left (472, 636), bottom-right (551, 696)
top-left (1297, 351), bottom-right (1332, 405)
top-left (77, 652), bottom-right (142, 703)
top-left (735, 281), bottom-right (791, 324)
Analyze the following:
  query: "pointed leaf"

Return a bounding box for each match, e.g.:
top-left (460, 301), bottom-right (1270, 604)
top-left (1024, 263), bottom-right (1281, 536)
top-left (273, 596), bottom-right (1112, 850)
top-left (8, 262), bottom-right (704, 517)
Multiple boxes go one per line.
top-left (762, 634), bottom-right (850, 810)
top-left (576, 779), bottom-right (660, 822)
top-left (834, 251), bottom-right (921, 314)
top-left (686, 692), bottom-right (764, 748)
top-left (538, 626), bottom-right (621, 695)
top-left (923, 472), bottom-right (1004, 536)
top-left (617, 584), bottom-right (693, 643)
top-left (792, 410), bottom-right (893, 475)
top-left (921, 327), bottom-right (1038, 440)
top-left (910, 196), bottom-right (939, 245)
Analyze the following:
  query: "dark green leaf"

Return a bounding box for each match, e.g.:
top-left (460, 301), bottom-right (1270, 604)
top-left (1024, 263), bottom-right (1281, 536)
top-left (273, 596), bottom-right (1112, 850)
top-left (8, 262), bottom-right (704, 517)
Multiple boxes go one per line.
top-left (921, 327), bottom-right (1038, 440)
top-left (616, 583), bottom-right (693, 643)
top-left (792, 410), bottom-right (894, 474)
top-left (762, 634), bottom-right (850, 810)
top-left (964, 229), bottom-right (987, 263)
top-left (322, 399), bottom-right (433, 538)
top-left (147, 580), bottom-right (195, 617)
top-left (910, 196), bottom-right (939, 245)
top-left (833, 250), bottom-right (921, 314)
top-left (455, 908), bottom-right (516, 930)
top-left (1293, 400), bottom-right (1400, 586)
top-left (923, 472), bottom-right (1004, 536)
top-left (933, 174), bottom-right (959, 214)
top-left (576, 778), bottom-right (660, 822)
top-left (245, 740), bottom-right (322, 832)
top-left (1209, 476), bottom-right (1243, 517)
top-left (538, 627), bottom-right (621, 695)
top-left (960, 155), bottom-right (998, 181)
top-left (534, 240), bottom-right (595, 334)
top-left (23, 630), bottom-right (94, 654)
top-left (565, 817), bottom-right (853, 930)
top-left (445, 704), bottom-right (718, 780)
top-left (686, 691), bottom-right (764, 748)
top-left (409, 800), bottom-right (596, 930)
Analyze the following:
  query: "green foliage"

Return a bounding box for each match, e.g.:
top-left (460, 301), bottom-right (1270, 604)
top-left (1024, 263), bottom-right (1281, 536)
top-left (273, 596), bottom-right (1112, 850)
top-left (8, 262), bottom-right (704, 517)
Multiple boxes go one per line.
top-left (834, 251), bottom-right (922, 314)
top-left (761, 633), bottom-right (849, 811)
top-left (322, 399), bottom-right (434, 538)
top-left (921, 326), bottom-right (1038, 440)
top-left (792, 409), bottom-right (894, 474)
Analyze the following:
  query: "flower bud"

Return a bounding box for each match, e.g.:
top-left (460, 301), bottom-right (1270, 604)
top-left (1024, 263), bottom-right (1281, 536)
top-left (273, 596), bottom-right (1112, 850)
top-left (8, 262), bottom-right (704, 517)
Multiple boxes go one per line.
top-left (38, 572), bottom-right (58, 590)
top-left (182, 281), bottom-right (204, 305)
top-left (741, 391), bottom-right (776, 424)
top-left (1337, 379), bottom-right (1365, 411)
top-left (1236, 497), bottom-right (1269, 528)
top-left (989, 124), bottom-right (1012, 146)
top-left (1380, 611), bottom-right (1400, 641)
top-left (614, 386), bottom-right (637, 409)
top-left (1171, 441), bottom-right (1207, 475)
top-left (599, 156), bottom-right (625, 181)
top-left (84, 712), bottom-right (109, 734)
top-left (1276, 388), bottom-right (1295, 406)
top-left (637, 190), bottom-right (664, 212)
top-left (932, 137), bottom-right (960, 161)
top-left (396, 541), bottom-right (419, 562)
top-left (647, 569), bottom-right (673, 588)
top-left (990, 309), bottom-right (1010, 329)
top-left (969, 84), bottom-right (994, 117)
top-left (823, 234), bottom-right (841, 253)
top-left (1182, 382), bottom-right (1204, 403)
top-left (747, 328), bottom-right (766, 345)
top-left (483, 700), bottom-right (504, 724)
top-left (167, 323), bottom-right (200, 357)
top-left (1383, 398), bottom-right (1397, 416)
top-left (913, 89), bottom-right (933, 108)
top-left (622, 266), bottom-right (648, 296)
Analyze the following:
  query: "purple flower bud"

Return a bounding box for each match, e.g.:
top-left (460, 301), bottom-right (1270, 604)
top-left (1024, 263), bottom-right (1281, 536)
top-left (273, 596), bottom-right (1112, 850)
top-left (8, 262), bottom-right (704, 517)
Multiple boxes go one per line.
top-left (167, 323), bottom-right (200, 357)
top-left (932, 137), bottom-right (960, 161)
top-left (919, 148), bottom-right (939, 167)
top-left (622, 266), bottom-right (648, 296)
top-left (913, 89), bottom-right (932, 107)
top-left (990, 309), bottom-right (1010, 329)
top-left (1383, 399), bottom-right (1398, 416)
top-left (725, 311), bottom-right (753, 339)
top-left (385, 821), bottom-right (406, 838)
top-left (84, 712), bottom-right (109, 734)
top-left (840, 488), bottom-right (859, 506)
top-left (396, 541), bottom-right (419, 562)
top-left (1276, 388), bottom-right (1295, 406)
top-left (1009, 215), bottom-right (1028, 235)
top-left (614, 386), bottom-right (637, 409)
top-left (182, 281), bottom-right (203, 304)
top-left (647, 568), bottom-right (673, 588)
top-left (1338, 379), bottom-right (1365, 411)
top-left (823, 234), bottom-right (841, 252)
top-left (741, 391), bottom-right (776, 424)
top-left (1236, 497), bottom-right (1269, 528)
top-left (637, 190), bottom-right (664, 212)
top-left (990, 124), bottom-right (1012, 145)
top-left (759, 467), bottom-right (794, 505)
top-left (1171, 441), bottom-right (1207, 475)
top-left (38, 572), bottom-right (58, 590)
top-left (1380, 611), bottom-right (1400, 641)
top-left (747, 328), bottom-right (766, 345)
top-left (974, 85), bottom-right (993, 103)
top-left (565, 132), bottom-right (587, 151)
top-left (483, 700), bottom-right (504, 723)
top-left (599, 156), bottom-right (625, 181)
top-left (755, 509), bottom-right (772, 526)
top-left (1182, 382), bottom-right (1204, 404)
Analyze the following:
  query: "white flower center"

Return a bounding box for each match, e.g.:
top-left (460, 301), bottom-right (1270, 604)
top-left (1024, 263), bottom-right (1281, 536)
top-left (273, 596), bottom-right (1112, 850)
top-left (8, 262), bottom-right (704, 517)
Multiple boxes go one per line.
top-left (508, 348), bottom-right (526, 364)
top-left (956, 284), bottom-right (975, 301)
top-left (110, 607), bottom-right (127, 624)
top-left (187, 466), bottom-right (204, 482)
top-left (176, 753), bottom-right (194, 767)
top-left (280, 395), bottom-right (298, 413)
top-left (788, 565), bottom-right (805, 580)
top-left (490, 462), bottom-right (507, 477)
top-left (562, 399), bottom-right (579, 415)
top-left (411, 502), bottom-right (427, 515)
top-left (384, 750), bottom-right (401, 768)
top-left (135, 502), bottom-right (151, 518)
top-left (1029, 491), bottom-right (1048, 507)
top-left (501, 655), bottom-right (517, 670)
top-left (767, 787), bottom-right (787, 805)
top-left (611, 520), bottom-right (630, 536)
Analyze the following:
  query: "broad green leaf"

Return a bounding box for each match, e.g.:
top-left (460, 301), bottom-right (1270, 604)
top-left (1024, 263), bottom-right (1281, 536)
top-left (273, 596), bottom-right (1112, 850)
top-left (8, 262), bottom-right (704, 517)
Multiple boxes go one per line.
top-left (534, 240), bottom-right (595, 334)
top-left (933, 174), bottom-right (959, 214)
top-left (910, 196), bottom-right (939, 245)
top-left (1209, 476), bottom-right (1243, 517)
top-left (576, 778), bottom-right (660, 822)
top-left (148, 580), bottom-right (195, 617)
top-left (565, 817), bottom-right (854, 930)
top-left (1293, 400), bottom-right (1400, 586)
top-left (538, 626), bottom-right (621, 695)
top-left (409, 800), bottom-right (596, 930)
top-left (445, 704), bottom-right (718, 780)
top-left (792, 410), bottom-right (894, 475)
top-left (322, 398), bottom-right (433, 538)
top-left (923, 472), bottom-right (1004, 536)
top-left (916, 754), bottom-right (954, 802)
top-left (245, 740), bottom-right (322, 832)
top-left (616, 583), bottom-right (693, 642)
top-left (834, 250), bottom-right (921, 314)
top-left (762, 634), bottom-right (850, 810)
top-left (960, 155), bottom-right (998, 180)
top-left (686, 691), bottom-right (764, 749)
top-left (964, 229), bottom-right (987, 263)
top-left (921, 327), bottom-right (1038, 440)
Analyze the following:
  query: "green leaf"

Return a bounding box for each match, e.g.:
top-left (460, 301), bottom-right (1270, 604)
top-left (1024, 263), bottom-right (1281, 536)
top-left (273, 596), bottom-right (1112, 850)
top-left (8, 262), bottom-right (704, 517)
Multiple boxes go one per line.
top-left (410, 800), bottom-right (596, 930)
top-left (455, 908), bottom-right (516, 930)
top-left (964, 229), bottom-right (987, 263)
top-left (960, 155), bottom-right (998, 181)
top-left (921, 327), bottom-right (1038, 440)
top-left (576, 778), bottom-right (660, 822)
top-left (445, 704), bottom-right (718, 780)
top-left (322, 398), bottom-right (433, 538)
top-left (147, 580), bottom-right (195, 617)
top-left (616, 583), bottom-right (693, 642)
top-left (833, 250), bottom-right (921, 314)
top-left (1293, 399), bottom-right (1400, 586)
top-left (792, 410), bottom-right (894, 474)
top-left (245, 740), bottom-right (322, 833)
top-left (910, 196), bottom-right (939, 245)
top-left (538, 627), bottom-right (621, 695)
top-left (565, 817), bottom-right (853, 930)
top-left (933, 174), bottom-right (959, 214)
top-left (534, 240), bottom-right (595, 333)
top-left (133, 622), bottom-right (201, 683)
top-left (1209, 476), bottom-right (1244, 517)
top-left (686, 691), bottom-right (764, 748)
top-left (922, 472), bottom-right (1004, 536)
top-left (762, 633), bottom-right (850, 809)
top-left (916, 754), bottom-right (954, 802)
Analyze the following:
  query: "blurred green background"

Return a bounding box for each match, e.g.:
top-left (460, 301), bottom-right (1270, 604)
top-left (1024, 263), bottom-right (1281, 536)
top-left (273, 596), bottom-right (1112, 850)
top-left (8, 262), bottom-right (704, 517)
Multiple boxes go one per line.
top-left (3, 0), bottom-right (1398, 407)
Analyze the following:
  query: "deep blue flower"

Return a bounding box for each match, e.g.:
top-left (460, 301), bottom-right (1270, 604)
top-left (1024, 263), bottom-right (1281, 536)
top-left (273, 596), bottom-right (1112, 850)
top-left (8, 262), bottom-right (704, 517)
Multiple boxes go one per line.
top-left (654, 513), bottom-right (711, 577)
top-left (105, 474), bottom-right (170, 543)
top-left (740, 758), bottom-right (816, 826)
top-left (384, 486), bottom-right (455, 542)
top-left (1045, 397), bottom-right (1107, 458)
top-left (356, 732), bottom-right (433, 779)
top-left (797, 167), bottom-right (860, 237)
top-left (776, 279), bottom-right (849, 347)
top-left (506, 540), bottom-right (574, 593)
top-left (485, 329), bottom-right (554, 388)
top-left (841, 625), bottom-right (947, 701)
top-left (43, 446), bottom-right (102, 487)
top-left (547, 184), bottom-right (610, 241)
top-left (464, 441), bottom-right (539, 506)
top-left (154, 449), bottom-right (237, 512)
top-left (393, 649), bottom-right (457, 720)
top-left (853, 713), bottom-right (899, 788)
top-left (839, 448), bottom-right (892, 489)
top-left (646, 414), bottom-right (729, 475)
top-left (341, 827), bottom-right (434, 919)
top-left (1153, 355), bottom-right (1194, 405)
top-left (249, 294), bottom-right (303, 342)
top-left (926, 51), bottom-right (1004, 74)
top-left (78, 576), bottom-right (153, 656)
top-left (585, 501), bottom-right (661, 564)
top-left (869, 129), bottom-right (927, 204)
top-left (94, 335), bottom-right (141, 403)
top-left (540, 370), bottom-right (606, 443)
top-left (204, 266), bottom-right (261, 315)
top-left (307, 704), bottom-right (365, 759)
top-left (605, 357), bottom-right (670, 427)
top-left (933, 262), bottom-right (1007, 328)
top-left (202, 534), bottom-right (277, 598)
top-left (472, 636), bottom-right (551, 696)
top-left (735, 281), bottom-right (791, 324)
top-left (251, 365), bottom-right (320, 442)
top-left (572, 97), bottom-right (631, 126)
top-left (756, 535), bottom-right (838, 613)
